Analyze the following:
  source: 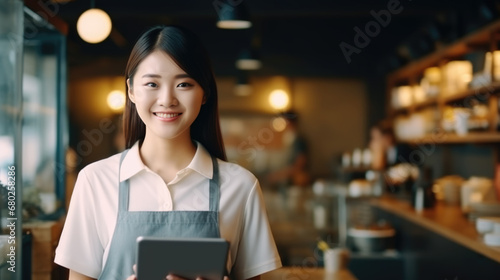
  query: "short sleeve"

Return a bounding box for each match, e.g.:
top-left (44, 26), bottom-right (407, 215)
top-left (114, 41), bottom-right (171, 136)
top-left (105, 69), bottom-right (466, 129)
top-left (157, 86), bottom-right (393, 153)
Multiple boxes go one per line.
top-left (232, 180), bottom-right (282, 279)
top-left (54, 169), bottom-right (104, 278)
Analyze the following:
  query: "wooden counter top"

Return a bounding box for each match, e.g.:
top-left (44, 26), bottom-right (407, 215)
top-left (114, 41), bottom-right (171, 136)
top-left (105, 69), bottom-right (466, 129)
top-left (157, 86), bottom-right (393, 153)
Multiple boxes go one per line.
top-left (370, 196), bottom-right (500, 263)
top-left (262, 267), bottom-right (358, 280)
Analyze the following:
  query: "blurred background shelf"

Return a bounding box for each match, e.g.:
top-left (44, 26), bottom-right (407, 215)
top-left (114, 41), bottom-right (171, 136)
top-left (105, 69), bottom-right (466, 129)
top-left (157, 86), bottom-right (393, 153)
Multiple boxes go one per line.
top-left (401, 132), bottom-right (500, 144)
top-left (370, 196), bottom-right (500, 263)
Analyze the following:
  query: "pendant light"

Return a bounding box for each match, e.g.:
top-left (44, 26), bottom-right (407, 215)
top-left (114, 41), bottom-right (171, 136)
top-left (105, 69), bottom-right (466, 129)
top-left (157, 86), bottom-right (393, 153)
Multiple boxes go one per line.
top-left (77, 0), bottom-right (112, 44)
top-left (215, 0), bottom-right (251, 29)
top-left (234, 72), bottom-right (252, 96)
top-left (236, 48), bottom-right (261, 70)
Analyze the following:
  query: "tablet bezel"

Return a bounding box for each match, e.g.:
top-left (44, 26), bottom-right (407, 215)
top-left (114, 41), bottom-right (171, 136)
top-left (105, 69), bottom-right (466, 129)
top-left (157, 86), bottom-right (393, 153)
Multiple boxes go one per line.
top-left (136, 236), bottom-right (229, 280)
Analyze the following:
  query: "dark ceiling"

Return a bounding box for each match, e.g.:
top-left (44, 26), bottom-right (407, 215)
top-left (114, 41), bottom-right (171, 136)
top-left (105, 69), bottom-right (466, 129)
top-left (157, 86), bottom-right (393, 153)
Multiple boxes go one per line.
top-left (33, 0), bottom-right (500, 78)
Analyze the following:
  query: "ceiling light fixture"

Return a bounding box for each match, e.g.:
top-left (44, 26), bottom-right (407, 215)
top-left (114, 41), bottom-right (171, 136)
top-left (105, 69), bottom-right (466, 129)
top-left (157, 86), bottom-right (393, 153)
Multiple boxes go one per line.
top-left (234, 72), bottom-right (252, 96)
top-left (77, 1), bottom-right (112, 44)
top-left (236, 48), bottom-right (261, 70)
top-left (215, 0), bottom-right (252, 29)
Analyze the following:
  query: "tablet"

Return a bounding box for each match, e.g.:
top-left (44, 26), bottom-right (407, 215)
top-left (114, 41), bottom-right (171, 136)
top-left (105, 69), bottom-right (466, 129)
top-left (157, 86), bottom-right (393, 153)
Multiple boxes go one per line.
top-left (136, 236), bottom-right (229, 280)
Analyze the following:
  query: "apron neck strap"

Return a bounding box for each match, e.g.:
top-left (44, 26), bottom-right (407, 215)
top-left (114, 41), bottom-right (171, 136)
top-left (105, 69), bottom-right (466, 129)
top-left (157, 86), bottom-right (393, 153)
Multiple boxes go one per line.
top-left (209, 156), bottom-right (220, 212)
top-left (118, 149), bottom-right (130, 212)
top-left (118, 149), bottom-right (221, 213)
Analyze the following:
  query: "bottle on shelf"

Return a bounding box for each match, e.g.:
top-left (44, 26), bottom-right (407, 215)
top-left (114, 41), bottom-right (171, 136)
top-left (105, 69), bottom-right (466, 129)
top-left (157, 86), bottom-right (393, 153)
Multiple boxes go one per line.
top-left (412, 166), bottom-right (436, 211)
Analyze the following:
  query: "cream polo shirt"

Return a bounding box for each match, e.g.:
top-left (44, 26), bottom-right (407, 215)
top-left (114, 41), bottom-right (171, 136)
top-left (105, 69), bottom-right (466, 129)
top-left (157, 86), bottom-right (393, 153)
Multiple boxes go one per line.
top-left (54, 142), bottom-right (282, 279)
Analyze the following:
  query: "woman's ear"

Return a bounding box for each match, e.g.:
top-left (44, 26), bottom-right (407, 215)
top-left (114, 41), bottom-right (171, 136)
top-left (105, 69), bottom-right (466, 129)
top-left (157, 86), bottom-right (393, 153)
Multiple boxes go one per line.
top-left (202, 94), bottom-right (207, 105)
top-left (127, 78), bottom-right (136, 103)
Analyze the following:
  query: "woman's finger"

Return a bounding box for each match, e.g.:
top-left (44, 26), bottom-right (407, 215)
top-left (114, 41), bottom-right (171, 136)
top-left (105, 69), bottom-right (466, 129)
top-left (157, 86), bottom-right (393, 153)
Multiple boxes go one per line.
top-left (166, 274), bottom-right (184, 280)
top-left (125, 265), bottom-right (137, 280)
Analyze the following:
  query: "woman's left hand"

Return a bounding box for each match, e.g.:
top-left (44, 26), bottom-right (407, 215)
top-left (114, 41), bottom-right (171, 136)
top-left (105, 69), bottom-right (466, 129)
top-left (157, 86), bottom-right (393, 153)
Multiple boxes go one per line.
top-left (126, 265), bottom-right (137, 280)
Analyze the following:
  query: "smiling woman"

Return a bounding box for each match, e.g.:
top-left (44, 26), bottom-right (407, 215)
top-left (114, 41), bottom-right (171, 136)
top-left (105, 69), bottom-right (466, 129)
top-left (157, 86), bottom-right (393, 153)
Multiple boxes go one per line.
top-left (54, 25), bottom-right (282, 280)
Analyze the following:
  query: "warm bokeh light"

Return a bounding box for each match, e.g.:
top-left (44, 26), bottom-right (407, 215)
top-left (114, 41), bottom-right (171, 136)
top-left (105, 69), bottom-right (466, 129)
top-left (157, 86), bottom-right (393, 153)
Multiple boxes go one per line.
top-left (397, 86), bottom-right (413, 108)
top-left (424, 67), bottom-right (441, 84)
top-left (217, 20), bottom-right (252, 29)
top-left (235, 84), bottom-right (252, 96)
top-left (272, 117), bottom-right (287, 132)
top-left (77, 9), bottom-right (112, 44)
top-left (236, 58), bottom-right (262, 70)
top-left (269, 89), bottom-right (289, 110)
top-left (107, 90), bottom-right (125, 112)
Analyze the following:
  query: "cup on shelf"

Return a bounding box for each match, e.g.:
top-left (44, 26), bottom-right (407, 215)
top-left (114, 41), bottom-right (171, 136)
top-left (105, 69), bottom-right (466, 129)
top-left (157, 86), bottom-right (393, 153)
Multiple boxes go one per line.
top-left (484, 232), bottom-right (500, 247)
top-left (476, 216), bottom-right (500, 236)
top-left (461, 177), bottom-right (495, 213)
top-left (342, 152), bottom-right (351, 168)
top-left (323, 248), bottom-right (349, 272)
top-left (454, 109), bottom-right (470, 136)
top-left (351, 148), bottom-right (362, 167)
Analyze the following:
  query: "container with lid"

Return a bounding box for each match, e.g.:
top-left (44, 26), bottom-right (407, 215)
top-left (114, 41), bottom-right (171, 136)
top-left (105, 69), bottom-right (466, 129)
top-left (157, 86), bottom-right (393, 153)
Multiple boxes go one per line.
top-left (476, 216), bottom-right (500, 235)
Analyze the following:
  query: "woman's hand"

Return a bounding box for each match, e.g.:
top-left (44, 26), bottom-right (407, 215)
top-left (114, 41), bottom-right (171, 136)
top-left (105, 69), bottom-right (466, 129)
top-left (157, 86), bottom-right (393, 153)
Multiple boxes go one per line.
top-left (127, 265), bottom-right (232, 280)
top-left (165, 275), bottom-right (230, 280)
top-left (126, 265), bottom-right (137, 280)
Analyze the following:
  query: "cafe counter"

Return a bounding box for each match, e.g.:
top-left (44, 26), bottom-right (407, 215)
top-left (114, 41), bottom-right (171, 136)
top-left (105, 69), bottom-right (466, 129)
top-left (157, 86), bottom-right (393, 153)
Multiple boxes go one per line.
top-left (262, 267), bottom-right (357, 280)
top-left (370, 196), bottom-right (500, 263)
top-left (367, 195), bottom-right (500, 279)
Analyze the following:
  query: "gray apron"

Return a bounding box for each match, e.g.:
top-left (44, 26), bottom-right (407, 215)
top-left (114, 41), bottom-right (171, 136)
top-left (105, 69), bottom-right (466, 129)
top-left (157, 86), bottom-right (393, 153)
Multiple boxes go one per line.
top-left (98, 149), bottom-right (223, 279)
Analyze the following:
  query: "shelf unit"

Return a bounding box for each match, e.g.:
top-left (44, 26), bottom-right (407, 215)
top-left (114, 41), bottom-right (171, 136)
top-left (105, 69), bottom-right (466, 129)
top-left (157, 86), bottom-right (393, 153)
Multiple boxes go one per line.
top-left (387, 19), bottom-right (500, 144)
top-left (370, 196), bottom-right (500, 264)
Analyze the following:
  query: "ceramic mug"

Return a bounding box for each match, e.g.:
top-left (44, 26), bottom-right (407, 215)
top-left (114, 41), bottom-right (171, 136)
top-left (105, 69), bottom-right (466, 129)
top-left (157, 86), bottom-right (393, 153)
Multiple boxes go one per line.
top-left (324, 248), bottom-right (349, 272)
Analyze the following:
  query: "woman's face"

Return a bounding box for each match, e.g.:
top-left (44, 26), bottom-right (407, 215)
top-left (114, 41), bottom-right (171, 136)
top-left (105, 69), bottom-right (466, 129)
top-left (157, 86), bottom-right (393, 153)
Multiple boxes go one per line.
top-left (127, 50), bottom-right (205, 143)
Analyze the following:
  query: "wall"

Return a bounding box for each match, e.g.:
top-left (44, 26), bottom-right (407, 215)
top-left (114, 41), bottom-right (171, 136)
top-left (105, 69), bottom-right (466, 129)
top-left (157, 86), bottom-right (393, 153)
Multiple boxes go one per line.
top-left (67, 76), bottom-right (125, 169)
top-left (293, 78), bottom-right (368, 178)
top-left (217, 76), bottom-right (368, 180)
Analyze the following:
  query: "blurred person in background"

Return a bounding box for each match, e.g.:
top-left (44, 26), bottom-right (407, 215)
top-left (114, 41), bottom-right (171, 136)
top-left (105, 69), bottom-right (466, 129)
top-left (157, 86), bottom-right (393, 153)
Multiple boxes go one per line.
top-left (267, 111), bottom-right (310, 188)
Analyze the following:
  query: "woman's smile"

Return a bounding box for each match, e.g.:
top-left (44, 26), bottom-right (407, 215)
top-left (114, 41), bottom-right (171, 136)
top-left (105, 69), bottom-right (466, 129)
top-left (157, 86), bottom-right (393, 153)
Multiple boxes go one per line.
top-left (154, 112), bottom-right (182, 121)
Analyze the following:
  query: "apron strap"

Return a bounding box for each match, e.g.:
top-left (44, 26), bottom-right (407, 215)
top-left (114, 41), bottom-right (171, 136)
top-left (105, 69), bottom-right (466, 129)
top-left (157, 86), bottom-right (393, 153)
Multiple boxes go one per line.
top-left (209, 156), bottom-right (220, 212)
top-left (118, 149), bottom-right (130, 212)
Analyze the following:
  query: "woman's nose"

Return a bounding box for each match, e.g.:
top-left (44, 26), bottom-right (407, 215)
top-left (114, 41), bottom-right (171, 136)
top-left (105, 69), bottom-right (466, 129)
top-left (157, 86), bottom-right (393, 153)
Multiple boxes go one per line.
top-left (158, 86), bottom-right (178, 107)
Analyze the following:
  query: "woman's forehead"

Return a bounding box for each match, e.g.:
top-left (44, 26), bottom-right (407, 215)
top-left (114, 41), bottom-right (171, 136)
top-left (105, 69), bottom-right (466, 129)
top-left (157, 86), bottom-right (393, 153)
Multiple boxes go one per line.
top-left (135, 50), bottom-right (186, 77)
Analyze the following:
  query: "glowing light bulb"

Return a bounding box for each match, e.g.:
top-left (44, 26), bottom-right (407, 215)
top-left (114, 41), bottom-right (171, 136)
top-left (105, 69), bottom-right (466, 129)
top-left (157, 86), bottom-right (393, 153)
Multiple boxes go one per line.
top-left (77, 8), bottom-right (112, 44)
top-left (107, 90), bottom-right (125, 112)
top-left (269, 89), bottom-right (289, 110)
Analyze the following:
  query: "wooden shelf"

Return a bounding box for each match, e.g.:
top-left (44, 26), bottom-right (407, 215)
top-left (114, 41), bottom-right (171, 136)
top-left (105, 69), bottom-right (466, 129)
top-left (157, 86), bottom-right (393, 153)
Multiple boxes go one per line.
top-left (370, 196), bottom-right (500, 264)
top-left (390, 82), bottom-right (500, 115)
top-left (413, 98), bottom-right (438, 110)
top-left (442, 81), bottom-right (500, 104)
top-left (262, 267), bottom-right (357, 280)
top-left (388, 20), bottom-right (500, 82)
top-left (400, 132), bottom-right (500, 144)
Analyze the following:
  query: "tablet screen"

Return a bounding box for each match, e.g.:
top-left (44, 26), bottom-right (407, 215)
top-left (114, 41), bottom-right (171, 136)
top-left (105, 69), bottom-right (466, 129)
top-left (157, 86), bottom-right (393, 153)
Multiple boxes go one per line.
top-left (136, 236), bottom-right (229, 280)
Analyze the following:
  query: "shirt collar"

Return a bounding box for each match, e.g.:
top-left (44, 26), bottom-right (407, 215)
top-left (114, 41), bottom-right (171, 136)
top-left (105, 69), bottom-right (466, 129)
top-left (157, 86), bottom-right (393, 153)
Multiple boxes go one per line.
top-left (119, 141), bottom-right (145, 182)
top-left (186, 141), bottom-right (213, 179)
top-left (119, 141), bottom-right (213, 182)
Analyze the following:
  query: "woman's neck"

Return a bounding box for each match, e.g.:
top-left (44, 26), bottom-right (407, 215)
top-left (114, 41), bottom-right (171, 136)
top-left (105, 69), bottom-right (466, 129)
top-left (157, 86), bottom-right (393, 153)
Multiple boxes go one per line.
top-left (139, 134), bottom-right (197, 183)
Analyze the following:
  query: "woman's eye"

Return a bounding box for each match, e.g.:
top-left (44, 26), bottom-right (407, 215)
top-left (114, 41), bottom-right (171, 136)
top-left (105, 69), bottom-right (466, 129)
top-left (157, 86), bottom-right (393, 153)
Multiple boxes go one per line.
top-left (177, 82), bottom-right (192, 88)
top-left (145, 82), bottom-right (158, 88)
